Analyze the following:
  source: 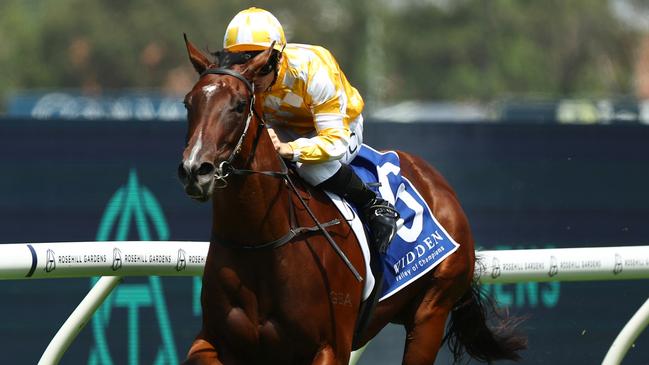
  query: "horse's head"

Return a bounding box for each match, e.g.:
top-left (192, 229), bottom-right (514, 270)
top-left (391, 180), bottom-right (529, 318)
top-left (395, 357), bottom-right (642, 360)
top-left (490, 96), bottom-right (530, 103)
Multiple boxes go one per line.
top-left (178, 35), bottom-right (274, 202)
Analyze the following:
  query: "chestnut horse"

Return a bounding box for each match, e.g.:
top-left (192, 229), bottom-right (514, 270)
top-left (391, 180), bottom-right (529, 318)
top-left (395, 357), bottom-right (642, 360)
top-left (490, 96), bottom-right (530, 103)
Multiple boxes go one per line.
top-left (178, 36), bottom-right (525, 365)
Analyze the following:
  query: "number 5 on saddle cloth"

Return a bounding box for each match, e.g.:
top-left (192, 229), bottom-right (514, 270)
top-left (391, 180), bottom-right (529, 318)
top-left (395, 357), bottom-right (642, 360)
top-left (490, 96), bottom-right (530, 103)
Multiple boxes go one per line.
top-left (340, 144), bottom-right (460, 301)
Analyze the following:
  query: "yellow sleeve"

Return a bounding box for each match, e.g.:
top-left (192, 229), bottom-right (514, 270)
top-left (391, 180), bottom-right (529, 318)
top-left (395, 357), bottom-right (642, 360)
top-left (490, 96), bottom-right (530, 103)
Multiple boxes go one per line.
top-left (287, 49), bottom-right (351, 163)
top-left (288, 123), bottom-right (351, 163)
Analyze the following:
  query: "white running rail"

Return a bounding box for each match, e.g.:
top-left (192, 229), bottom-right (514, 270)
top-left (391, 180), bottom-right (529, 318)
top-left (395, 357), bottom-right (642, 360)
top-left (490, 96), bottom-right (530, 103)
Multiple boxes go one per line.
top-left (2, 242), bottom-right (648, 283)
top-left (0, 241), bottom-right (209, 280)
top-left (0, 242), bottom-right (648, 365)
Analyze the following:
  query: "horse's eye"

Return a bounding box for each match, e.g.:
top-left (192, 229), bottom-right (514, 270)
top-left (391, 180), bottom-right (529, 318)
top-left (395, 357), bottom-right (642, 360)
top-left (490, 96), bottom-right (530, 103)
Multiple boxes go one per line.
top-left (234, 100), bottom-right (246, 113)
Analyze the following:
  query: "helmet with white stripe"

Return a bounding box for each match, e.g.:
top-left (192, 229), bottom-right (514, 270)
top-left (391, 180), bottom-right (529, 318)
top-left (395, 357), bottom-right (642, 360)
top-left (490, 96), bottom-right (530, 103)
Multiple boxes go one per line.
top-left (223, 7), bottom-right (286, 52)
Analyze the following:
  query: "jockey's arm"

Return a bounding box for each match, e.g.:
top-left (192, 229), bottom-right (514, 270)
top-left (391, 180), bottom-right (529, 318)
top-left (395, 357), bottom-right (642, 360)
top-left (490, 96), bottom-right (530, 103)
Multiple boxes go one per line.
top-left (267, 46), bottom-right (358, 163)
top-left (287, 59), bottom-right (352, 163)
top-left (287, 119), bottom-right (351, 163)
top-left (268, 119), bottom-right (351, 162)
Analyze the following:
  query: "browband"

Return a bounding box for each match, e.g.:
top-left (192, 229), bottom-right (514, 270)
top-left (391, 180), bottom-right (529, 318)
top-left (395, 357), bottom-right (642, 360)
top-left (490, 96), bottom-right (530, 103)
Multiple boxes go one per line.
top-left (200, 68), bottom-right (254, 94)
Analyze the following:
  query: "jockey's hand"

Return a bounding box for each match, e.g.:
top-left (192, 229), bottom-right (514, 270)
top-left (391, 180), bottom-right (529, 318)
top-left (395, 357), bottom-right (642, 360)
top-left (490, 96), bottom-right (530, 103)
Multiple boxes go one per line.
top-left (267, 128), bottom-right (294, 159)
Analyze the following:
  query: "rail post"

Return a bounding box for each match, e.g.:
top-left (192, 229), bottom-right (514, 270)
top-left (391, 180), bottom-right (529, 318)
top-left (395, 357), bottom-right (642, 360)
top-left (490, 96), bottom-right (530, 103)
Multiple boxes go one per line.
top-left (38, 276), bottom-right (122, 365)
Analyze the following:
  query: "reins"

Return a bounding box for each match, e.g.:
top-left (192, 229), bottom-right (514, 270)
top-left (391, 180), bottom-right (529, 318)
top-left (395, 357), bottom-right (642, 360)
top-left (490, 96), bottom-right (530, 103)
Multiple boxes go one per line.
top-left (198, 67), bottom-right (362, 282)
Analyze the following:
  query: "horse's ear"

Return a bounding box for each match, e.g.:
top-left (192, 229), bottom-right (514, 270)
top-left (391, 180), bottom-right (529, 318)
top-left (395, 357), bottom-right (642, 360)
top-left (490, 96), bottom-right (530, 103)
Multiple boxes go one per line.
top-left (241, 42), bottom-right (276, 80)
top-left (184, 33), bottom-right (214, 74)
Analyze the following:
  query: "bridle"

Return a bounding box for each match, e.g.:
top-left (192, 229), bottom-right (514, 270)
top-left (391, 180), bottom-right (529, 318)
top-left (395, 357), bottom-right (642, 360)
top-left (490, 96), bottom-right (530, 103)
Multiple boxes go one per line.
top-left (198, 67), bottom-right (287, 188)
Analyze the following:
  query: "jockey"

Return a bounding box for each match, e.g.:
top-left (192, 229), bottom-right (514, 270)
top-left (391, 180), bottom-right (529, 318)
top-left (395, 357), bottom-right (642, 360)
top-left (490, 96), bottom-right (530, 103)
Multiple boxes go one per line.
top-left (221, 7), bottom-right (398, 253)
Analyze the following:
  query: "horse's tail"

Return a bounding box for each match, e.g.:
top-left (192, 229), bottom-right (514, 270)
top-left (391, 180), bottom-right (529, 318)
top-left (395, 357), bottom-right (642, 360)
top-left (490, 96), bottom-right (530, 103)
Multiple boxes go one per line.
top-left (443, 281), bottom-right (527, 364)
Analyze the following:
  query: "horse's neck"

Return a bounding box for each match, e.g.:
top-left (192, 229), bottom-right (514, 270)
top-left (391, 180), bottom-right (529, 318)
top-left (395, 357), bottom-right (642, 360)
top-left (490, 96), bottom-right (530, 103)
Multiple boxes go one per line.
top-left (211, 124), bottom-right (290, 245)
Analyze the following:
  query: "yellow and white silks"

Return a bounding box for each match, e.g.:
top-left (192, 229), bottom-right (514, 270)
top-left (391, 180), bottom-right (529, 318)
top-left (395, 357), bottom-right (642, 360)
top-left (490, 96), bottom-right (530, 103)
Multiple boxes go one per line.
top-left (259, 43), bottom-right (365, 186)
top-left (222, 7), bottom-right (365, 185)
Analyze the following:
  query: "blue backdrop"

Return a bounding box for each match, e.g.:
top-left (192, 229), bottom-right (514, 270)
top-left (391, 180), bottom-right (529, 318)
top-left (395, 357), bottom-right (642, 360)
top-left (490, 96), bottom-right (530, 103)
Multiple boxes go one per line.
top-left (0, 119), bottom-right (647, 364)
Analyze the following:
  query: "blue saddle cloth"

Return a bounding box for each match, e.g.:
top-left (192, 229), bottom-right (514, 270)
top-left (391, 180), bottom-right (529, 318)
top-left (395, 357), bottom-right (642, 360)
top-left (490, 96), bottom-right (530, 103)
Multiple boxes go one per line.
top-left (349, 145), bottom-right (460, 301)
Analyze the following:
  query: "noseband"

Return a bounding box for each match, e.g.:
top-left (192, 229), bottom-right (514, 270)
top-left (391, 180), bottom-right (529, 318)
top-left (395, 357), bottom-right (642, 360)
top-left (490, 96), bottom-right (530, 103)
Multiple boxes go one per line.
top-left (198, 68), bottom-right (277, 188)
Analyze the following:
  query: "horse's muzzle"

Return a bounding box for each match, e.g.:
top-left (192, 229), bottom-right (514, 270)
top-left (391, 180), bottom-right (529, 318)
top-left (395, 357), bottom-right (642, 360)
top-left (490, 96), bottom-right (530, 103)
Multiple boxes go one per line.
top-left (178, 161), bottom-right (215, 201)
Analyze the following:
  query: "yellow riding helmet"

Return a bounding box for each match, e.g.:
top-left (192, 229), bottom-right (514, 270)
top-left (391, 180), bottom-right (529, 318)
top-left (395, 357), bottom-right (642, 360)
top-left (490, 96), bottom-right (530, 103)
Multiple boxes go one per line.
top-left (223, 7), bottom-right (286, 52)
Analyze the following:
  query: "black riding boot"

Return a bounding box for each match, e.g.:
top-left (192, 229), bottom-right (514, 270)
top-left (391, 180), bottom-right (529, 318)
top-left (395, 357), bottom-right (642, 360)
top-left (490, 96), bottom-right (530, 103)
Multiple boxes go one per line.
top-left (318, 164), bottom-right (399, 254)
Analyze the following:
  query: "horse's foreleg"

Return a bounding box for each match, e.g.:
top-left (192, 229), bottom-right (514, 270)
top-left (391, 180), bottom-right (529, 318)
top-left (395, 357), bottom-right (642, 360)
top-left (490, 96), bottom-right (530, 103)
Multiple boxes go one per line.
top-left (182, 336), bottom-right (224, 365)
top-left (311, 345), bottom-right (340, 365)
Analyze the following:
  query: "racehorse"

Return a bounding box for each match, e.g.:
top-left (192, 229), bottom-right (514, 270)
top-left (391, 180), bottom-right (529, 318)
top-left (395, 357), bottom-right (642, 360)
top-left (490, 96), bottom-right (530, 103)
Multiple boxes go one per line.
top-left (178, 35), bottom-right (526, 365)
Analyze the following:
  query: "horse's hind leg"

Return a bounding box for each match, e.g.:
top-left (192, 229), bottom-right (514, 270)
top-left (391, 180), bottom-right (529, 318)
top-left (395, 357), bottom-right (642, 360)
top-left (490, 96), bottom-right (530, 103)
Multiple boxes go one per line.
top-left (182, 333), bottom-right (223, 365)
top-left (402, 261), bottom-right (472, 365)
top-left (395, 151), bottom-right (475, 364)
top-left (402, 296), bottom-right (453, 365)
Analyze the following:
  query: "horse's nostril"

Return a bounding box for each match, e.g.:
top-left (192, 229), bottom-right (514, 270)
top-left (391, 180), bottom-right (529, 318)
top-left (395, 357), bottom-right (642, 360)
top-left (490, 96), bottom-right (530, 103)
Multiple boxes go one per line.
top-left (178, 163), bottom-right (189, 181)
top-left (197, 162), bottom-right (215, 176)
